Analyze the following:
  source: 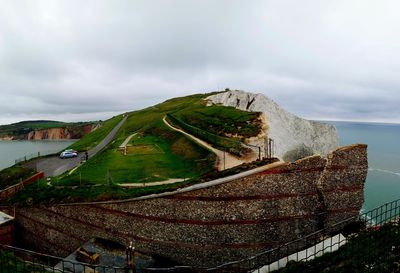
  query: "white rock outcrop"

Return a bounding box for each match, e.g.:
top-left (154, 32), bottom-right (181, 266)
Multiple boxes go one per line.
top-left (206, 90), bottom-right (339, 161)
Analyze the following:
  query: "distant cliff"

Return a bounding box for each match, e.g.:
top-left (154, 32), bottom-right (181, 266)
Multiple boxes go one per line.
top-left (25, 124), bottom-right (97, 140)
top-left (0, 120), bottom-right (99, 140)
top-left (206, 90), bottom-right (339, 160)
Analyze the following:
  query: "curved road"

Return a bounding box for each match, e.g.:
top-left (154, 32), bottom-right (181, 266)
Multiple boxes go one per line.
top-left (25, 115), bottom-right (127, 177)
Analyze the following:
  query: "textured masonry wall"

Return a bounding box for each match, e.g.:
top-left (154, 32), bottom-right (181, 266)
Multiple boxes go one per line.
top-left (8, 144), bottom-right (367, 268)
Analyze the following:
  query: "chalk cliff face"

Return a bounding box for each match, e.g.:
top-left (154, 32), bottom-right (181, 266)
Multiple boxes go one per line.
top-left (206, 90), bottom-right (339, 160)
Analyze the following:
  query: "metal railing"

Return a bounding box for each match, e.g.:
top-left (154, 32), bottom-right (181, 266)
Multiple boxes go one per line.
top-left (0, 245), bottom-right (128, 273)
top-left (14, 150), bottom-right (56, 165)
top-left (2, 199), bottom-right (400, 273)
top-left (147, 199), bottom-right (400, 273)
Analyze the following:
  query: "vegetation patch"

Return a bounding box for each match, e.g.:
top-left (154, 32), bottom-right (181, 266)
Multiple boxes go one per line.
top-left (0, 250), bottom-right (48, 273)
top-left (166, 113), bottom-right (245, 156)
top-left (174, 104), bottom-right (263, 140)
top-left (68, 115), bottom-right (123, 151)
top-left (0, 165), bottom-right (36, 190)
top-left (126, 144), bottom-right (163, 155)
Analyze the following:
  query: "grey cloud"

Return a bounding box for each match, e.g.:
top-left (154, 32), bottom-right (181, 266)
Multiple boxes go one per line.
top-left (1, 0), bottom-right (400, 125)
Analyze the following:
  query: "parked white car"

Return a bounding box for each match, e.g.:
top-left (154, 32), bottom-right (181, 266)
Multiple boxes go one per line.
top-left (60, 151), bottom-right (78, 159)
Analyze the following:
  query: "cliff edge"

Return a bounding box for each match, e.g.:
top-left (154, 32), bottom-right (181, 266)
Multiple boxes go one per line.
top-left (0, 122), bottom-right (98, 141)
top-left (206, 90), bottom-right (339, 160)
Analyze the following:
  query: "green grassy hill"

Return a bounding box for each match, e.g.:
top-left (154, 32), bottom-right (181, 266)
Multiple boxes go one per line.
top-left (8, 91), bottom-right (268, 204)
top-left (68, 115), bottom-right (123, 151)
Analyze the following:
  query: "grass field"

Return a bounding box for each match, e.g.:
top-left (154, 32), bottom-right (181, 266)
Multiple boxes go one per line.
top-left (58, 133), bottom-right (214, 186)
top-left (0, 166), bottom-right (36, 190)
top-left (126, 144), bottom-right (163, 155)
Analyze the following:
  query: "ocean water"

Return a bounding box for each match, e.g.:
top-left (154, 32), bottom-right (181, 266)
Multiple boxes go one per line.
top-left (328, 121), bottom-right (400, 212)
top-left (0, 140), bottom-right (76, 171)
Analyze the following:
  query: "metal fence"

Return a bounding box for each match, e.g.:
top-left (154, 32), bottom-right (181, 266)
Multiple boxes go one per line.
top-left (14, 151), bottom-right (55, 165)
top-left (166, 114), bottom-right (272, 161)
top-left (166, 114), bottom-right (244, 156)
top-left (147, 199), bottom-right (400, 273)
top-left (2, 199), bottom-right (400, 273)
top-left (0, 244), bottom-right (128, 273)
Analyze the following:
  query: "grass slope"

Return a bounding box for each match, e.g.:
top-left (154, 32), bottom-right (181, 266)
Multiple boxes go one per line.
top-left (9, 91), bottom-right (266, 203)
top-left (0, 166), bottom-right (36, 190)
top-left (174, 105), bottom-right (261, 140)
top-left (68, 115), bottom-right (123, 151)
top-left (59, 130), bottom-right (213, 186)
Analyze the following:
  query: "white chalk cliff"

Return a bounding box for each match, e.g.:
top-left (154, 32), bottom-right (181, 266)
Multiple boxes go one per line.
top-left (206, 90), bottom-right (339, 161)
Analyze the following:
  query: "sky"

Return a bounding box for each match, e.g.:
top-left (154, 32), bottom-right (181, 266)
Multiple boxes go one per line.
top-left (1, 0), bottom-right (400, 125)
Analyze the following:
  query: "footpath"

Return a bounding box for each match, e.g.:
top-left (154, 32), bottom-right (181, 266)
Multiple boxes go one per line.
top-left (162, 116), bottom-right (257, 171)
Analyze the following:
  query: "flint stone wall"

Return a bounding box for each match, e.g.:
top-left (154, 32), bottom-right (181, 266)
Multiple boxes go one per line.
top-left (7, 144), bottom-right (367, 268)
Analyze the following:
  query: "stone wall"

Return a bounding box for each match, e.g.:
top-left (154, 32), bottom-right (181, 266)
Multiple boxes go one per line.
top-left (7, 144), bottom-right (367, 268)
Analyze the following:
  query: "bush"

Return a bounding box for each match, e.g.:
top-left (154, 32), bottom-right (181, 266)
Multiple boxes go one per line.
top-left (166, 113), bottom-right (244, 156)
top-left (0, 166), bottom-right (36, 190)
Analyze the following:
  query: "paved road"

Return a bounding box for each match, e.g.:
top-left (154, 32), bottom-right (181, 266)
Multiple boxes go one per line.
top-left (25, 115), bottom-right (127, 177)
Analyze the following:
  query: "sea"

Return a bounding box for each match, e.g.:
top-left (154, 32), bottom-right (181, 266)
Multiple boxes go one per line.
top-left (328, 121), bottom-right (400, 212)
top-left (0, 122), bottom-right (399, 212)
top-left (0, 140), bottom-right (76, 171)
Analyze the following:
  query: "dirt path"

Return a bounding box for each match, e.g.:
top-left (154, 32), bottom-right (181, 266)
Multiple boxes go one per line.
top-left (119, 133), bottom-right (137, 149)
top-left (162, 116), bottom-right (257, 171)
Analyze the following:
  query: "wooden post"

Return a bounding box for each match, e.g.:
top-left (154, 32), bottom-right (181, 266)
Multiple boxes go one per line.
top-left (223, 150), bottom-right (226, 170)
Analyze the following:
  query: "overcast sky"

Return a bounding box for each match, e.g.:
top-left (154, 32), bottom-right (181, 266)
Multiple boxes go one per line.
top-left (1, 0), bottom-right (400, 125)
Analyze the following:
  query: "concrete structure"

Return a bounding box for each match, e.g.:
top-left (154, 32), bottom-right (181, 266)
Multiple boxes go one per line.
top-left (2, 144), bottom-right (367, 269)
top-left (0, 211), bottom-right (14, 245)
top-left (254, 233), bottom-right (347, 273)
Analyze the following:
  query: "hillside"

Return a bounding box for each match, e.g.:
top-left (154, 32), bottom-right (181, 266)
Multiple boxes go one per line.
top-left (6, 90), bottom-right (339, 204)
top-left (58, 92), bottom-right (266, 188)
top-left (7, 92), bottom-right (271, 204)
top-left (0, 120), bottom-right (98, 140)
top-left (207, 90), bottom-right (339, 159)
